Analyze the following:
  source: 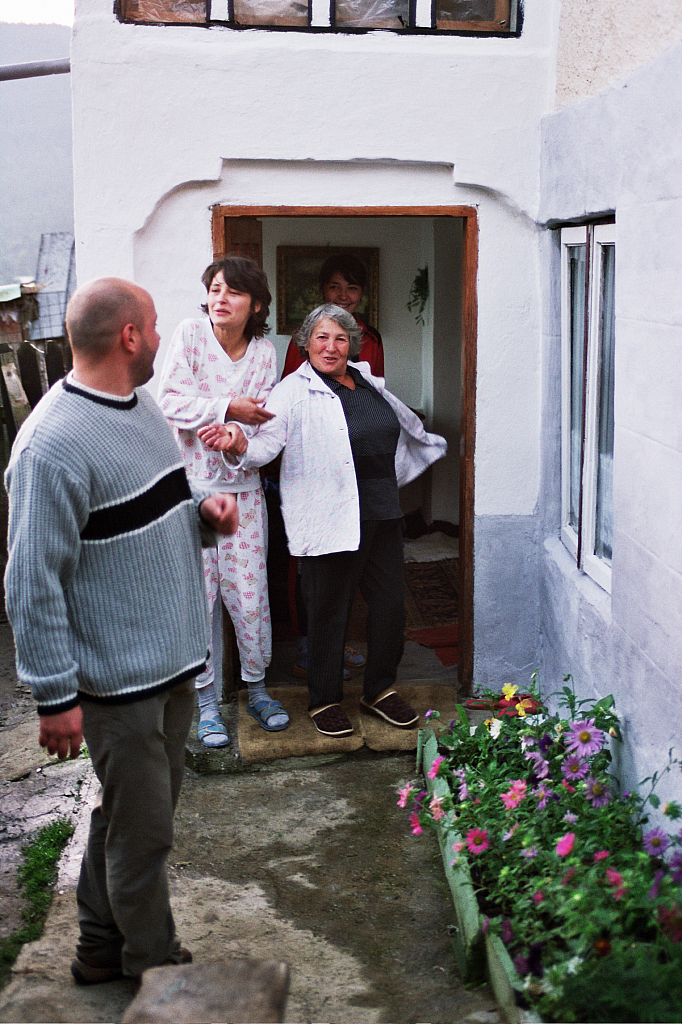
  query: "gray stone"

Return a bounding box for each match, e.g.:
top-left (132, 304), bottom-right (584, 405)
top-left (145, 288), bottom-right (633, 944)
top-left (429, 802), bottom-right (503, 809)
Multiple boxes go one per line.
top-left (122, 959), bottom-right (289, 1024)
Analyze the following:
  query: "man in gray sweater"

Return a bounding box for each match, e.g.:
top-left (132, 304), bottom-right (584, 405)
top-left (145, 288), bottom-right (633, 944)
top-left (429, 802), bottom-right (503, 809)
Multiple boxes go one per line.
top-left (4, 277), bottom-right (239, 985)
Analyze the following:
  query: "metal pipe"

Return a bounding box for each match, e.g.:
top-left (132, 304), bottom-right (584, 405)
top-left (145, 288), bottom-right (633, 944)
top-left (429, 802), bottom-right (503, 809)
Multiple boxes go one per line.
top-left (0, 59), bottom-right (70, 82)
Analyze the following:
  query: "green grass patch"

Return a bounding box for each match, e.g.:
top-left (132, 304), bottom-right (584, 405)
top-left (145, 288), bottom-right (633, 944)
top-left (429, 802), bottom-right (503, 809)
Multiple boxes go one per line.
top-left (0, 817), bottom-right (74, 989)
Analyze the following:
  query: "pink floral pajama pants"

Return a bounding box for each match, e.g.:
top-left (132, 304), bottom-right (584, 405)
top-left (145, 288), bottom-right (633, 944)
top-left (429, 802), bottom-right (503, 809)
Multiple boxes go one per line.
top-left (196, 487), bottom-right (271, 686)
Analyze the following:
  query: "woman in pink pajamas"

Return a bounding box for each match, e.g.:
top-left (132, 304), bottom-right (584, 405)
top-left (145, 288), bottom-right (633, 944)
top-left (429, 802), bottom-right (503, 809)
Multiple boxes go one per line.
top-left (159, 255), bottom-right (289, 746)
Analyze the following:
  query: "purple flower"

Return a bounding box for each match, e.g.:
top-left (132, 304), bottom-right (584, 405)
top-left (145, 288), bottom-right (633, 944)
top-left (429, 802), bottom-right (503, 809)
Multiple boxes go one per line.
top-left (584, 775), bottom-right (612, 808)
top-left (453, 768), bottom-right (469, 801)
top-left (520, 735), bottom-right (536, 752)
top-left (501, 919), bottom-right (514, 945)
top-left (648, 869), bottom-right (665, 900)
top-left (643, 827), bottom-right (670, 857)
top-left (565, 718), bottom-right (606, 758)
top-left (561, 753), bottom-right (589, 781)
top-left (521, 847), bottom-right (539, 859)
top-left (535, 783), bottom-right (554, 810)
top-left (670, 850), bottom-right (682, 884)
top-left (424, 709), bottom-right (435, 720)
top-left (563, 811), bottom-right (578, 824)
top-left (525, 751), bottom-right (550, 780)
top-left (538, 733), bottom-right (553, 755)
top-left (513, 953), bottom-right (529, 976)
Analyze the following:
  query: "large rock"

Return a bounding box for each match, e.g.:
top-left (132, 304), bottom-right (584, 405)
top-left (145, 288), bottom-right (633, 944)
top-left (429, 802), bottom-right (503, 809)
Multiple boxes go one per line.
top-left (122, 958), bottom-right (289, 1024)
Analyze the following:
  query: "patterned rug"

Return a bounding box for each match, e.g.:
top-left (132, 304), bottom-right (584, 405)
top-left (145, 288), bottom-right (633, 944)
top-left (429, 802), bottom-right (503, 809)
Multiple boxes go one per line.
top-left (403, 558), bottom-right (459, 629)
top-left (346, 557), bottom-right (459, 643)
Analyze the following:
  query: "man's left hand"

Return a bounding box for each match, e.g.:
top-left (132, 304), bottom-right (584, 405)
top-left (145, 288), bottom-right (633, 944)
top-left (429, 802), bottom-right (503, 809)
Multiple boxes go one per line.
top-left (200, 494), bottom-right (239, 535)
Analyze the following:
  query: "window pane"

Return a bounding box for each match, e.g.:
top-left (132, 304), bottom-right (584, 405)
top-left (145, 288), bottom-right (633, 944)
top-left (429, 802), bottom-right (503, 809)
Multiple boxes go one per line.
top-left (568, 244), bottom-right (586, 532)
top-left (234, 0), bottom-right (308, 25)
top-left (334, 0), bottom-right (408, 29)
top-left (121, 0), bottom-right (207, 21)
top-left (436, 0), bottom-right (511, 29)
top-left (594, 244), bottom-right (615, 563)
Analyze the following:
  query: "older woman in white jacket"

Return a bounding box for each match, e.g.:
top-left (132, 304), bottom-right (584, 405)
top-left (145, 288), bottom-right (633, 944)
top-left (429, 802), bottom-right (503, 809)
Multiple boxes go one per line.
top-left (199, 304), bottom-right (446, 739)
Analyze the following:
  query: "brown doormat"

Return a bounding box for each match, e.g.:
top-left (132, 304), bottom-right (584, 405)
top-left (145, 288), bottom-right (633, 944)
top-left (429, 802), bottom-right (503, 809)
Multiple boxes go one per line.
top-left (237, 683), bottom-right (462, 764)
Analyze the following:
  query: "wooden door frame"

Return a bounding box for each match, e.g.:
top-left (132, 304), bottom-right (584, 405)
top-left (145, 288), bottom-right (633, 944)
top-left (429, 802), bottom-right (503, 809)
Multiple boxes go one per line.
top-left (212, 204), bottom-right (477, 694)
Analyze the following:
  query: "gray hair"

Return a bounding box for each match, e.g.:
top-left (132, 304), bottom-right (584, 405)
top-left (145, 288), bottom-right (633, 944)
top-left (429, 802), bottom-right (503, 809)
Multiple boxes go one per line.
top-left (294, 304), bottom-right (363, 361)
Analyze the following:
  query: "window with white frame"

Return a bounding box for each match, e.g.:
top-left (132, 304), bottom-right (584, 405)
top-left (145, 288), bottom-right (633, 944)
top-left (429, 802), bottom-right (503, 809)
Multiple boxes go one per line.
top-left (560, 223), bottom-right (615, 592)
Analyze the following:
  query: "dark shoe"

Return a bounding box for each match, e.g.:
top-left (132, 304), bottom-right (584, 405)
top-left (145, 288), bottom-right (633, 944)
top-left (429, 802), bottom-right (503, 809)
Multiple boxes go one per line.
top-left (71, 956), bottom-right (124, 986)
top-left (309, 703), bottom-right (353, 737)
top-left (360, 690), bottom-right (419, 728)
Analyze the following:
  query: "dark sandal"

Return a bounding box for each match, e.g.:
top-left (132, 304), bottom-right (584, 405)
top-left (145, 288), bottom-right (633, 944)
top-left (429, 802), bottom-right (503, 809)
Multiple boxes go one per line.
top-left (360, 690), bottom-right (419, 728)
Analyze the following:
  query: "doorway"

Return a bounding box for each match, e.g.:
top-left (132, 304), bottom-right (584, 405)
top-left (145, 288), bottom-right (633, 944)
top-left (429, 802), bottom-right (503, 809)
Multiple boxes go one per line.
top-left (212, 204), bottom-right (477, 693)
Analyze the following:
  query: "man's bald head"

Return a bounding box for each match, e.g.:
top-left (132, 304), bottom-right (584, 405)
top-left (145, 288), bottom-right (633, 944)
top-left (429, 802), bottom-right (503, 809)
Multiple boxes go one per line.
top-left (66, 278), bottom-right (151, 360)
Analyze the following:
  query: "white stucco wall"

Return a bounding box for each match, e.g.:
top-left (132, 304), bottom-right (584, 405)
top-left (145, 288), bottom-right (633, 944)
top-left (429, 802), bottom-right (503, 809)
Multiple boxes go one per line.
top-left (555, 0), bottom-right (682, 109)
top-left (72, 0), bottom-right (560, 525)
top-left (539, 42), bottom-right (682, 798)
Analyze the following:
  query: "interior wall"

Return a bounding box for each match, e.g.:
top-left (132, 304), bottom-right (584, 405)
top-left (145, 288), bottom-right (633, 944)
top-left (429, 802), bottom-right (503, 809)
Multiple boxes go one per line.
top-left (261, 217), bottom-right (425, 409)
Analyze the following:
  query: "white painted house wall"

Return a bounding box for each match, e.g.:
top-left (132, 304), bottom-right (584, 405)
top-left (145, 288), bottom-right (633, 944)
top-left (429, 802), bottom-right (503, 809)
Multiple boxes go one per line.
top-left (71, 0), bottom-right (563, 684)
top-left (539, 41), bottom-right (682, 800)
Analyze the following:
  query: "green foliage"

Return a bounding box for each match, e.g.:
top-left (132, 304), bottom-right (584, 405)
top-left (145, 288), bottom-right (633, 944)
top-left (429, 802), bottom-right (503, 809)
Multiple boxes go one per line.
top-left (0, 818), bottom-right (74, 989)
top-left (403, 678), bottom-right (682, 1023)
top-left (406, 266), bottom-right (429, 325)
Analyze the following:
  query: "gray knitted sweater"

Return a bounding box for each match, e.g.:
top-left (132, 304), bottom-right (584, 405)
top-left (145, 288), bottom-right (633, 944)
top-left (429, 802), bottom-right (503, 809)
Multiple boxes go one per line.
top-left (4, 375), bottom-right (214, 715)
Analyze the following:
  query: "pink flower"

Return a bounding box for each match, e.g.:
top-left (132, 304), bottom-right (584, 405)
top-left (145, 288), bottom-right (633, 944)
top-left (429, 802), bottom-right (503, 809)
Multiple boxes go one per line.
top-left (429, 794), bottom-right (446, 821)
top-left (556, 832), bottom-right (576, 858)
top-left (594, 850), bottom-right (610, 862)
top-left (532, 890), bottom-right (544, 904)
top-left (409, 812), bottom-right (423, 835)
top-left (465, 828), bottom-right (489, 855)
top-left (501, 780), bottom-right (527, 810)
top-left (605, 868), bottom-right (626, 900)
top-left (427, 755), bottom-right (445, 780)
top-left (397, 785), bottom-right (414, 808)
top-left (451, 840), bottom-right (465, 853)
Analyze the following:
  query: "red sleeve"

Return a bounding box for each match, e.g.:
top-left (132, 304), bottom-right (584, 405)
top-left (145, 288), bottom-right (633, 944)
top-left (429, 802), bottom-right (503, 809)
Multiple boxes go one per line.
top-left (359, 323), bottom-right (384, 377)
top-left (281, 339), bottom-right (304, 380)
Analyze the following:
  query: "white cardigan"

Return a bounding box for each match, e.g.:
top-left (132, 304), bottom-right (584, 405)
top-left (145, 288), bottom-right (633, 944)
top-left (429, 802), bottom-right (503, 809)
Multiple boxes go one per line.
top-left (229, 361), bottom-right (447, 557)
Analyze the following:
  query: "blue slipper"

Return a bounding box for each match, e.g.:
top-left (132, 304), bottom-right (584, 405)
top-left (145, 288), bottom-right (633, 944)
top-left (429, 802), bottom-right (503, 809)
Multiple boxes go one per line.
top-left (197, 716), bottom-right (230, 747)
top-left (247, 698), bottom-right (290, 732)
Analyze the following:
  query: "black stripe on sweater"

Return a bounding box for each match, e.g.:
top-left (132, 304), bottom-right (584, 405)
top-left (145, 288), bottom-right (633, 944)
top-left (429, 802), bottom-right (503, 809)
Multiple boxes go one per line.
top-left (81, 467), bottom-right (192, 541)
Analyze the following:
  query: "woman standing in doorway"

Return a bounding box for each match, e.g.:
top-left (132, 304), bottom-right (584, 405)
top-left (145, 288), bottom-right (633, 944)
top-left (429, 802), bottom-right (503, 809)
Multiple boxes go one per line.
top-left (159, 255), bottom-right (289, 746)
top-left (280, 252), bottom-right (384, 677)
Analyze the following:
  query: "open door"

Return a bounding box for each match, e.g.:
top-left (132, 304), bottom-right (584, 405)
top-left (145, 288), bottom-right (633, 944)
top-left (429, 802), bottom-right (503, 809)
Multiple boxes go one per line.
top-left (212, 204), bottom-right (477, 694)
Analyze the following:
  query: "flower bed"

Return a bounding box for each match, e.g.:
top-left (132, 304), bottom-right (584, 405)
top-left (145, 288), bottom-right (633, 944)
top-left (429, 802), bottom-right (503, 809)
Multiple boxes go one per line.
top-left (405, 682), bottom-right (682, 1023)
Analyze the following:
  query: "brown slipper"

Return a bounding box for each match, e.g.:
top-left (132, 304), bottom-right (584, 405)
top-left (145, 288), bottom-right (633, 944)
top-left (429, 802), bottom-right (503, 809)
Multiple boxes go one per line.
top-left (360, 690), bottom-right (419, 728)
top-left (309, 703), bottom-right (353, 737)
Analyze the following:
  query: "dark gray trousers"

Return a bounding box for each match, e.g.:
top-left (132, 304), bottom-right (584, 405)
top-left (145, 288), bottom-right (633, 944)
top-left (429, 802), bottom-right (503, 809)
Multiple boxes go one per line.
top-left (76, 678), bottom-right (194, 976)
top-left (300, 518), bottom-right (405, 711)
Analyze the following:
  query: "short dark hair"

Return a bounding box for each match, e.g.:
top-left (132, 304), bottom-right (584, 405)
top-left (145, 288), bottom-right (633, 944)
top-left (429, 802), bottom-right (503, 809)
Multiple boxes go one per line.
top-left (201, 255), bottom-right (271, 341)
top-left (318, 253), bottom-right (367, 294)
top-left (294, 304), bottom-right (363, 360)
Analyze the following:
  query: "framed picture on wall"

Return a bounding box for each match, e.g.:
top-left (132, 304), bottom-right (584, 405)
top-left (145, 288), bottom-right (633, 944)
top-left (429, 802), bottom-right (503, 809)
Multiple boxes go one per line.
top-left (276, 246), bottom-right (379, 335)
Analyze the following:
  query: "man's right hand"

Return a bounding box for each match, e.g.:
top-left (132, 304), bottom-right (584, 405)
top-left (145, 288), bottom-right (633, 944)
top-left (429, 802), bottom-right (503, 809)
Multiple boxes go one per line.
top-left (39, 706), bottom-right (83, 760)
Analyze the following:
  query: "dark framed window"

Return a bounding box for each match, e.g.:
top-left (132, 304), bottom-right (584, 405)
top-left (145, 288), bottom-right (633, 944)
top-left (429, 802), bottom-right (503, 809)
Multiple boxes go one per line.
top-left (117, 0), bottom-right (519, 33)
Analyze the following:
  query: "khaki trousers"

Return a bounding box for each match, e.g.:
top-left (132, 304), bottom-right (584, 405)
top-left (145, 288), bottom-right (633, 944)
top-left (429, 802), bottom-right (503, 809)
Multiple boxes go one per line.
top-left (76, 678), bottom-right (194, 976)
